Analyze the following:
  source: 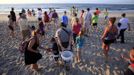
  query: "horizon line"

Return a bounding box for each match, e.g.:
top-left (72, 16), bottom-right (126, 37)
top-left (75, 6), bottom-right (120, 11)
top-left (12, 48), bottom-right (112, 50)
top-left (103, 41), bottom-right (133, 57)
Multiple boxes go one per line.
top-left (0, 3), bottom-right (134, 5)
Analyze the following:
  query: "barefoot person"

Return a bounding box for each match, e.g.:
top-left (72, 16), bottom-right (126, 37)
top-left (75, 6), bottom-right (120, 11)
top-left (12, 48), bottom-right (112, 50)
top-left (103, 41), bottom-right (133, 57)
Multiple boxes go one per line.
top-left (117, 13), bottom-right (131, 43)
top-left (80, 10), bottom-right (85, 27)
top-left (72, 18), bottom-right (82, 43)
top-left (7, 15), bottom-right (15, 37)
top-left (55, 22), bottom-right (72, 51)
top-left (10, 7), bottom-right (16, 26)
top-left (52, 10), bottom-right (59, 29)
top-left (24, 29), bottom-right (42, 71)
top-left (43, 11), bottom-right (50, 31)
top-left (75, 30), bottom-right (85, 63)
top-left (37, 8), bottom-right (43, 21)
top-left (62, 11), bottom-right (69, 27)
top-left (18, 13), bottom-right (30, 41)
top-left (101, 17), bottom-right (118, 58)
top-left (84, 8), bottom-right (92, 36)
top-left (92, 12), bottom-right (99, 32)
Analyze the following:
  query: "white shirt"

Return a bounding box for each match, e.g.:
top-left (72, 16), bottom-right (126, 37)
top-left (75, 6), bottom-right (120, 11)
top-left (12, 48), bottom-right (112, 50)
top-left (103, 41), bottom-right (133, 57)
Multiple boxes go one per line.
top-left (119, 18), bottom-right (129, 29)
top-left (37, 10), bottom-right (42, 18)
top-left (84, 11), bottom-right (92, 22)
top-left (19, 19), bottom-right (29, 31)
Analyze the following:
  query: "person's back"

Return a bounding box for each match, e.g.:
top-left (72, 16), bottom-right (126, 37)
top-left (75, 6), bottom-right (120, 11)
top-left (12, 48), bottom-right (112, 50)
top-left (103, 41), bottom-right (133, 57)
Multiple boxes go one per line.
top-left (44, 13), bottom-right (49, 23)
top-left (37, 10), bottom-right (42, 19)
top-left (62, 15), bottom-right (68, 25)
top-left (85, 11), bottom-right (92, 21)
top-left (106, 25), bottom-right (118, 40)
top-left (19, 18), bottom-right (29, 31)
top-left (119, 17), bottom-right (129, 29)
top-left (55, 28), bottom-right (71, 43)
top-left (73, 23), bottom-right (81, 35)
top-left (52, 12), bottom-right (58, 19)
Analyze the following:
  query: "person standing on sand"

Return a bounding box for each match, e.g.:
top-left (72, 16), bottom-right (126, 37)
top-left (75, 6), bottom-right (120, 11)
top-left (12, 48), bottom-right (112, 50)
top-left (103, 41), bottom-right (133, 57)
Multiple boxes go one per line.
top-left (79, 10), bottom-right (85, 28)
top-left (104, 8), bottom-right (109, 21)
top-left (75, 30), bottom-right (85, 63)
top-left (84, 8), bottom-right (92, 36)
top-left (101, 17), bottom-right (118, 59)
top-left (44, 11), bottom-right (50, 30)
top-left (55, 22), bottom-right (72, 51)
top-left (24, 29), bottom-right (42, 71)
top-left (72, 18), bottom-right (82, 43)
top-left (52, 9), bottom-right (59, 29)
top-left (18, 13), bottom-right (30, 41)
top-left (71, 13), bottom-right (78, 29)
top-left (92, 12), bottom-right (99, 31)
top-left (48, 8), bottom-right (53, 22)
top-left (10, 7), bottom-right (16, 27)
top-left (117, 13), bottom-right (130, 43)
top-left (7, 15), bottom-right (15, 37)
top-left (37, 8), bottom-right (43, 21)
top-left (62, 11), bottom-right (69, 27)
top-left (95, 8), bottom-right (101, 16)
top-left (38, 18), bottom-right (45, 38)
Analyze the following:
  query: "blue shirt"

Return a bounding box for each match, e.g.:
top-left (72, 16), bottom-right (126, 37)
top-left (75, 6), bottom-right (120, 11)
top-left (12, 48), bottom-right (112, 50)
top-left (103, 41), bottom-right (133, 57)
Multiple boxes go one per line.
top-left (76, 36), bottom-right (85, 48)
top-left (62, 15), bottom-right (68, 26)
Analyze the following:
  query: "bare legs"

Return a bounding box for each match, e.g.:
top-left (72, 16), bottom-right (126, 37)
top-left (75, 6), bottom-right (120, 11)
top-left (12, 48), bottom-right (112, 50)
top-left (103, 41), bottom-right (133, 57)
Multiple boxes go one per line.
top-left (102, 43), bottom-right (110, 59)
top-left (76, 48), bottom-right (81, 63)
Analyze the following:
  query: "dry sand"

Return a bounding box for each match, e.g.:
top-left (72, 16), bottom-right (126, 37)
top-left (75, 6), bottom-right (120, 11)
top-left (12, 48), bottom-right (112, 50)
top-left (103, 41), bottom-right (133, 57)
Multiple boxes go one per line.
top-left (0, 11), bottom-right (134, 75)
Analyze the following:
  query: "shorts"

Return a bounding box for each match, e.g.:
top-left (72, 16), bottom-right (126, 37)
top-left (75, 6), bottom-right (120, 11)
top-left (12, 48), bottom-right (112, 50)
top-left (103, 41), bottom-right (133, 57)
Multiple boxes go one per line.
top-left (92, 23), bottom-right (97, 26)
top-left (104, 39), bottom-right (116, 45)
top-left (8, 25), bottom-right (14, 31)
top-left (21, 30), bottom-right (30, 39)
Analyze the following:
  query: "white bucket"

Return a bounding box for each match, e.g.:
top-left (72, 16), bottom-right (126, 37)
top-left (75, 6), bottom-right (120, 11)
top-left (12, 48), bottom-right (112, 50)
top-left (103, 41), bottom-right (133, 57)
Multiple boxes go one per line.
top-left (61, 51), bottom-right (73, 62)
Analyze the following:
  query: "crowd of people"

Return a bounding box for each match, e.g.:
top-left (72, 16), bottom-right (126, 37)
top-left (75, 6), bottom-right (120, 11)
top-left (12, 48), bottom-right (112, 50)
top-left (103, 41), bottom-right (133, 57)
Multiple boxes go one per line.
top-left (7, 6), bottom-right (133, 74)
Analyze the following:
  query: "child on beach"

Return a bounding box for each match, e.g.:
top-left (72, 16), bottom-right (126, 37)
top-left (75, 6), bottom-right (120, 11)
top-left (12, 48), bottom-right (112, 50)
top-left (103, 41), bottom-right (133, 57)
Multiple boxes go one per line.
top-left (75, 30), bottom-right (85, 63)
top-left (8, 15), bottom-right (15, 37)
top-left (38, 18), bottom-right (45, 37)
top-left (50, 37), bottom-right (60, 63)
top-left (62, 11), bottom-right (68, 26)
top-left (44, 11), bottom-right (50, 31)
top-left (92, 12), bottom-right (99, 31)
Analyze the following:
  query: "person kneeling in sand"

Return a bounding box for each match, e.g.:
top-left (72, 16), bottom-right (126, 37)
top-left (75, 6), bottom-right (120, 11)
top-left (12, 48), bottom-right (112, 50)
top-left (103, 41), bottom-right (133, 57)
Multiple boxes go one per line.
top-left (122, 47), bottom-right (134, 75)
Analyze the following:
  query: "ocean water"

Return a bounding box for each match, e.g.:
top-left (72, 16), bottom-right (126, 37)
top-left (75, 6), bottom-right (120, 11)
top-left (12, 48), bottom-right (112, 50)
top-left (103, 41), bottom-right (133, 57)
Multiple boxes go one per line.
top-left (0, 3), bottom-right (134, 14)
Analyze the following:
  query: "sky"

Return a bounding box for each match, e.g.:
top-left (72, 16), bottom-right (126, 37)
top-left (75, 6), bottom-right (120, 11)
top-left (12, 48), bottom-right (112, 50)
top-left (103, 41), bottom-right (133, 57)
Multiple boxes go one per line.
top-left (0, 0), bottom-right (134, 4)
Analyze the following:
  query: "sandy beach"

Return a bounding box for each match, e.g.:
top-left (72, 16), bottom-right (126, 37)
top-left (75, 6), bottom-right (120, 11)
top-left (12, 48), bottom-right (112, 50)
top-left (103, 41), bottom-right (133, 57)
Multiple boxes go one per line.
top-left (0, 10), bottom-right (134, 75)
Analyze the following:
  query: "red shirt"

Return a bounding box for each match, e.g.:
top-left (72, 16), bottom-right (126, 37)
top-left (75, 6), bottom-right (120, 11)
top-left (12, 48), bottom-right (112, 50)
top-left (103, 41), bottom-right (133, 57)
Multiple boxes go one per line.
top-left (44, 14), bottom-right (49, 22)
top-left (96, 10), bottom-right (101, 15)
top-left (72, 23), bottom-right (81, 34)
